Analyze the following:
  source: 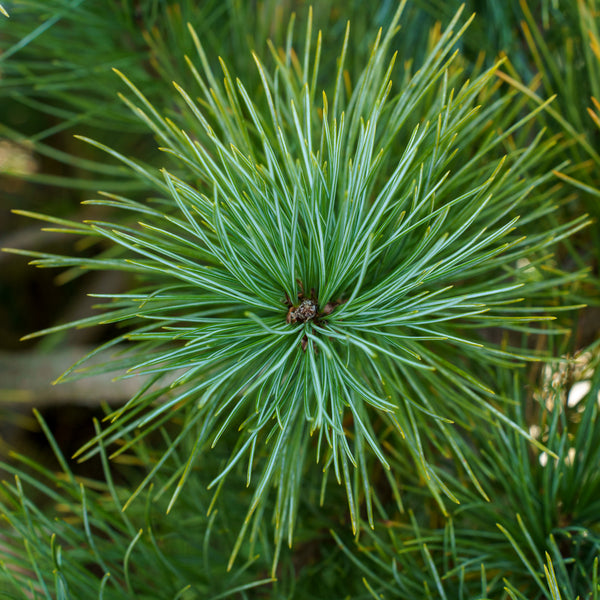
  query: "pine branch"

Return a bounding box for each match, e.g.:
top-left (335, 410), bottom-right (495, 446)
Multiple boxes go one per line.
top-left (2, 3), bottom-right (596, 588)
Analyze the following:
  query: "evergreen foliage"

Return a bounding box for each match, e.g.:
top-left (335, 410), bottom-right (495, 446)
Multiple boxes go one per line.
top-left (0, 1), bottom-right (598, 598)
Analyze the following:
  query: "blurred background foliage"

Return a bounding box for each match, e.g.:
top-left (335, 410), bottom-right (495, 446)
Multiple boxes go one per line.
top-left (0, 0), bottom-right (599, 598)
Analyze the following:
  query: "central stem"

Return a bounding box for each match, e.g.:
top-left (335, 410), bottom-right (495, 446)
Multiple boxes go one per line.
top-left (293, 298), bottom-right (318, 323)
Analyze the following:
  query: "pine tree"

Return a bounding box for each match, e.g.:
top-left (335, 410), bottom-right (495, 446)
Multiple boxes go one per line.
top-left (0, 1), bottom-right (598, 598)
